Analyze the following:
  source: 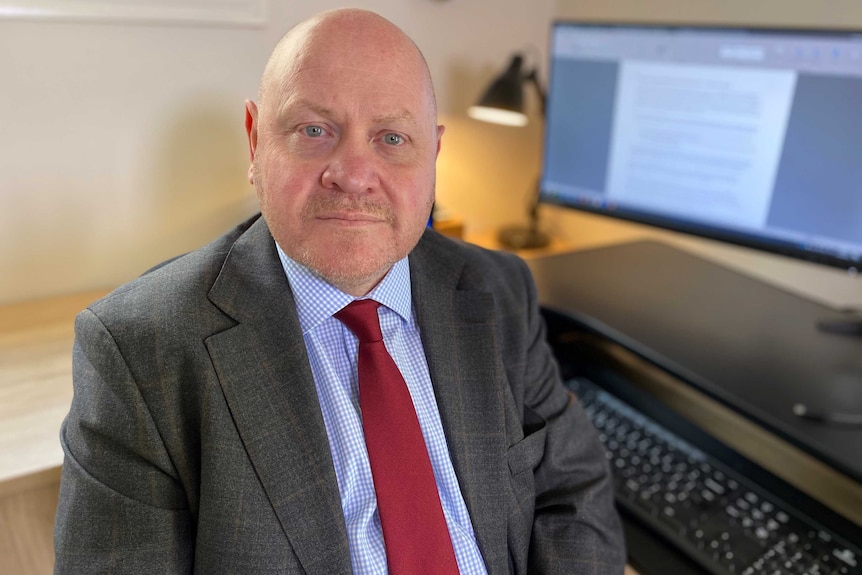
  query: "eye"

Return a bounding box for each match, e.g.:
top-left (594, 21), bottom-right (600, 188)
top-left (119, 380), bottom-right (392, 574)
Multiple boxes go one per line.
top-left (303, 125), bottom-right (325, 137)
top-left (382, 133), bottom-right (404, 146)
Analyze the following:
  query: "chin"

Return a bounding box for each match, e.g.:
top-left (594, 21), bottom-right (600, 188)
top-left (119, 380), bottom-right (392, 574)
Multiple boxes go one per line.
top-left (297, 236), bottom-right (404, 292)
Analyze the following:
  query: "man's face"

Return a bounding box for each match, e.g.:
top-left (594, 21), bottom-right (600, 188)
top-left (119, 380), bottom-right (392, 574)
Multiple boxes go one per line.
top-left (246, 27), bottom-right (443, 296)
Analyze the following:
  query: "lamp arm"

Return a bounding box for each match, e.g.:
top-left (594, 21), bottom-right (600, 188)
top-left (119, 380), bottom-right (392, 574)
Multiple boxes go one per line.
top-left (524, 69), bottom-right (546, 117)
top-left (524, 68), bottom-right (545, 232)
top-left (527, 176), bottom-right (542, 233)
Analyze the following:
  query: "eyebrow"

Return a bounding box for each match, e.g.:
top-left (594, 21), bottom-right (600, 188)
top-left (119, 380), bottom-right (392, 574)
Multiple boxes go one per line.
top-left (281, 98), bottom-right (416, 126)
top-left (279, 98), bottom-right (333, 119)
top-left (371, 111), bottom-right (416, 125)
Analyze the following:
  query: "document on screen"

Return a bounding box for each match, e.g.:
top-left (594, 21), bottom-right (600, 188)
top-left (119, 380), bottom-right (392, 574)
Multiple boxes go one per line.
top-left (605, 62), bottom-right (797, 230)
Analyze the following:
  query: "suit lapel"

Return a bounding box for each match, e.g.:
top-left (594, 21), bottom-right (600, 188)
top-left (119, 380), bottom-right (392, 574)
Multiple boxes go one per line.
top-left (204, 218), bottom-right (351, 574)
top-left (410, 233), bottom-right (509, 575)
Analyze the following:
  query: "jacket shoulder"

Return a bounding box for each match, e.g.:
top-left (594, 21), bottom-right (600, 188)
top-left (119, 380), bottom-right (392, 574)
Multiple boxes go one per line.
top-left (415, 229), bottom-right (534, 297)
top-left (83, 215), bottom-right (261, 333)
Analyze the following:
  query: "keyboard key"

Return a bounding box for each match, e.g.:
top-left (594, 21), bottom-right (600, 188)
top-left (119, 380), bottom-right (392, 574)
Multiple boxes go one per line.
top-left (833, 547), bottom-right (858, 568)
top-left (705, 477), bottom-right (726, 495)
top-left (660, 505), bottom-right (686, 533)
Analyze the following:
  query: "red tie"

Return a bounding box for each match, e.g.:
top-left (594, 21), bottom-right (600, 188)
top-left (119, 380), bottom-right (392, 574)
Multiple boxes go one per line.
top-left (335, 299), bottom-right (460, 575)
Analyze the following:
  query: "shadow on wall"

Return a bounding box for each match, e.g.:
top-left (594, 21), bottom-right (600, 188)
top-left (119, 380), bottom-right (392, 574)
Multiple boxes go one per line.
top-left (0, 95), bottom-right (256, 305)
top-left (138, 95), bottom-right (258, 267)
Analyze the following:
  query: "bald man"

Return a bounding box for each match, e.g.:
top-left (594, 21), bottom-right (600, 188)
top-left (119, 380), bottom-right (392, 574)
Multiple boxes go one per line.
top-left (54, 9), bottom-right (625, 575)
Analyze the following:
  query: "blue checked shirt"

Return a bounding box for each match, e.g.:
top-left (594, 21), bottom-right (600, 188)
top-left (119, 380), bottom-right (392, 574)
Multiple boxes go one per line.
top-left (277, 244), bottom-right (489, 575)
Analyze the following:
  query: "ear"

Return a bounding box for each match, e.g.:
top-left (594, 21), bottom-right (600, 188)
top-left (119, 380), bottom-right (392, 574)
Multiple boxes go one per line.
top-left (245, 100), bottom-right (259, 185)
top-left (435, 124), bottom-right (445, 158)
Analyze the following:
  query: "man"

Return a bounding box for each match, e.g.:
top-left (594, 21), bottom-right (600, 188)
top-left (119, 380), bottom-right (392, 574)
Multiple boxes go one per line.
top-left (54, 8), bottom-right (625, 574)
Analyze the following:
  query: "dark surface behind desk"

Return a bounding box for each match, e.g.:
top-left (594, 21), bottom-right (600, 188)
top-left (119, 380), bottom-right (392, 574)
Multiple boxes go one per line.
top-left (526, 240), bottom-right (862, 573)
top-left (526, 240), bottom-right (862, 482)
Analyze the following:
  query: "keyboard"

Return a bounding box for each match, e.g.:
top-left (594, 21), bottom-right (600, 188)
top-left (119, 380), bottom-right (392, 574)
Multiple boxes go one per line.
top-left (569, 376), bottom-right (861, 575)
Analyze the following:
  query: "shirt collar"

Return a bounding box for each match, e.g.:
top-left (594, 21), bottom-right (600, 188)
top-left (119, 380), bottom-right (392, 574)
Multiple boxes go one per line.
top-left (275, 242), bottom-right (413, 334)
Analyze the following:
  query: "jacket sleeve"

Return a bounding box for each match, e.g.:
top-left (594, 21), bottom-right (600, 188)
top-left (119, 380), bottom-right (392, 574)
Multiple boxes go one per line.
top-left (54, 309), bottom-right (194, 574)
top-left (515, 259), bottom-right (627, 574)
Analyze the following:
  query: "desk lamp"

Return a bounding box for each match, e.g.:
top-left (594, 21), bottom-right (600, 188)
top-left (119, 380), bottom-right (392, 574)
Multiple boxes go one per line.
top-left (468, 54), bottom-right (550, 250)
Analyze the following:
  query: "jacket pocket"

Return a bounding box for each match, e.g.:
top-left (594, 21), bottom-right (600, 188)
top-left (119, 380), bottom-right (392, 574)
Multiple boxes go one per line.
top-left (507, 406), bottom-right (547, 476)
top-left (506, 407), bottom-right (548, 574)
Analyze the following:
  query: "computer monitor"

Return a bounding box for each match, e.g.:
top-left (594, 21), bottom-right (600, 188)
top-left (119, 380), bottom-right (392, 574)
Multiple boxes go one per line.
top-left (539, 22), bottom-right (862, 273)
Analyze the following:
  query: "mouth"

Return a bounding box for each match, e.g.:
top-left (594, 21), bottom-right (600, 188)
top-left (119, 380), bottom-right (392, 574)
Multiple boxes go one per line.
top-left (316, 212), bottom-right (386, 225)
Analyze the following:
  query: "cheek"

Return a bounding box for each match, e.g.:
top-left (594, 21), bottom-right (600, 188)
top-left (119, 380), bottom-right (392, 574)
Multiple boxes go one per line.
top-left (392, 168), bottom-right (426, 193)
top-left (388, 176), bottom-right (433, 219)
top-left (257, 158), bottom-right (320, 210)
top-left (402, 165), bottom-right (437, 211)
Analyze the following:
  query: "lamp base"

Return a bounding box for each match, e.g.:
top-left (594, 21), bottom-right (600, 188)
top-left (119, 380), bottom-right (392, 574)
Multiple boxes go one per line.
top-left (497, 225), bottom-right (550, 250)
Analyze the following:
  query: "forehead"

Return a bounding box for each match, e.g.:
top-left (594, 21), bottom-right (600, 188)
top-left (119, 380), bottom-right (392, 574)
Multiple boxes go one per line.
top-left (271, 65), bottom-right (433, 133)
top-left (262, 21), bottom-right (435, 122)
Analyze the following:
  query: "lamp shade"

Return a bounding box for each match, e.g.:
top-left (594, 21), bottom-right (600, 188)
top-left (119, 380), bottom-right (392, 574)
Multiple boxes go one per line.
top-left (468, 55), bottom-right (528, 127)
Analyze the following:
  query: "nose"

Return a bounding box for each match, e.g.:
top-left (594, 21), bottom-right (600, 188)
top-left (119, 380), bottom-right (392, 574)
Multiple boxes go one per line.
top-left (320, 135), bottom-right (378, 193)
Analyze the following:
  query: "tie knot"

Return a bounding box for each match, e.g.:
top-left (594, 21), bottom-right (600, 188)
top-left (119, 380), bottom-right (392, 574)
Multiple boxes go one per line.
top-left (334, 299), bottom-right (383, 343)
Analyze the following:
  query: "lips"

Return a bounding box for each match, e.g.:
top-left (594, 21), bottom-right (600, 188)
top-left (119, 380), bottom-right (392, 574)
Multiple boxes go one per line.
top-left (313, 212), bottom-right (389, 229)
top-left (319, 211), bottom-right (383, 222)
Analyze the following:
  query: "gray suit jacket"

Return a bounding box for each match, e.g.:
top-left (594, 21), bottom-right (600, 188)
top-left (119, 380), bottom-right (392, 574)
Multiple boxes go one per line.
top-left (54, 215), bottom-right (625, 574)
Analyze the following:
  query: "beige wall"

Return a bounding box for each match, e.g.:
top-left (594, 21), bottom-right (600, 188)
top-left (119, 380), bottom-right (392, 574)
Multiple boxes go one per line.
top-left (544, 0), bottom-right (862, 309)
top-left (0, 0), bottom-right (554, 305)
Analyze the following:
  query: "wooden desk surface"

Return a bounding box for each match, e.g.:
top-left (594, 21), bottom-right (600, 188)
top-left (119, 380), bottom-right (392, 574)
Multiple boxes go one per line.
top-left (464, 230), bottom-right (575, 259)
top-left (0, 290), bottom-right (107, 495)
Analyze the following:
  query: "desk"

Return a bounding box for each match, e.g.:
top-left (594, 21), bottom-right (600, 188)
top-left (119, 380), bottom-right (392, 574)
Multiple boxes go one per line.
top-left (464, 229), bottom-right (575, 259)
top-left (0, 291), bottom-right (109, 490)
top-left (0, 290), bottom-right (108, 573)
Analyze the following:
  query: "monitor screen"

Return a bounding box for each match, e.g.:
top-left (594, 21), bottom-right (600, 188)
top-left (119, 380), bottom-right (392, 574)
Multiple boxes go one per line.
top-left (540, 22), bottom-right (862, 271)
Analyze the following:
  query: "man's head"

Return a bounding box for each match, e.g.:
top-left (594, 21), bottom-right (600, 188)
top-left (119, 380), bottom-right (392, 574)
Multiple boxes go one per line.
top-left (245, 8), bottom-right (444, 296)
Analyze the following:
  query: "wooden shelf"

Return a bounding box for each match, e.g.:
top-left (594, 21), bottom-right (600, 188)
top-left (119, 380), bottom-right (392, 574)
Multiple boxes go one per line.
top-left (0, 290), bottom-right (109, 574)
top-left (0, 290), bottom-right (108, 494)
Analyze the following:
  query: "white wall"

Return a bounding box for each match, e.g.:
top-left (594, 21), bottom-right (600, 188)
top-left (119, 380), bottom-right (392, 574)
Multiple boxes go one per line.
top-left (545, 0), bottom-right (862, 309)
top-left (0, 0), bottom-right (555, 305)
